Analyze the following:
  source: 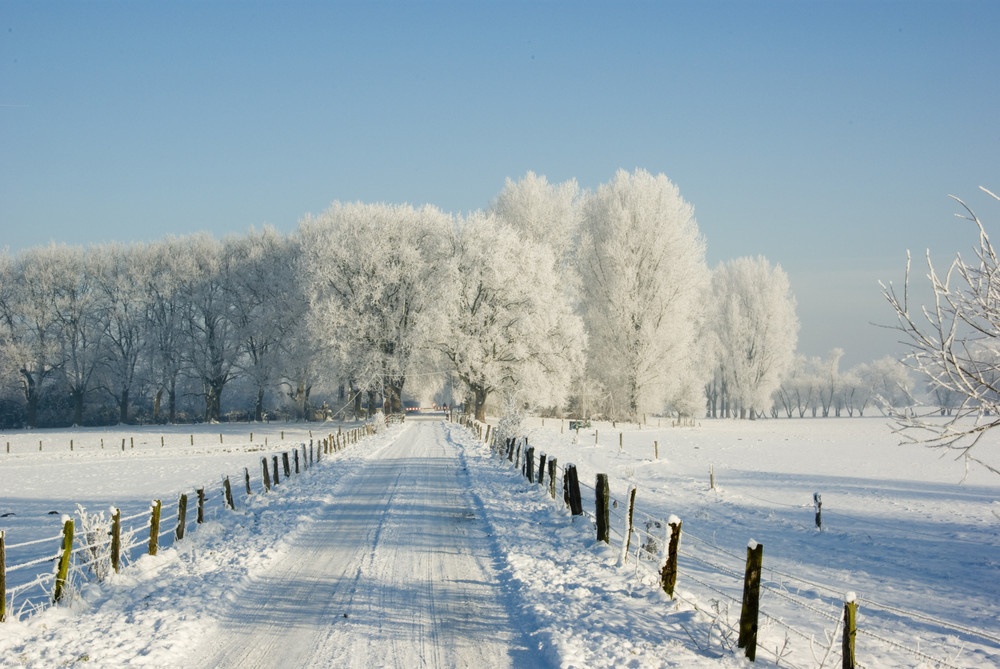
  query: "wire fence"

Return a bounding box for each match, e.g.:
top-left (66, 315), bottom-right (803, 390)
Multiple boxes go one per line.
top-left (0, 423), bottom-right (375, 623)
top-left (470, 417), bottom-right (998, 669)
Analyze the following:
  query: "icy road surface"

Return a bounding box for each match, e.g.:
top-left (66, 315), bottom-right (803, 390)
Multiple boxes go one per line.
top-left (189, 419), bottom-right (541, 669)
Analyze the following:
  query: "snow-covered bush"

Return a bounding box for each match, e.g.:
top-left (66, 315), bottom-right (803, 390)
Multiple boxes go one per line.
top-left (491, 393), bottom-right (525, 456)
top-left (370, 409), bottom-right (388, 434)
top-left (75, 503), bottom-right (113, 582)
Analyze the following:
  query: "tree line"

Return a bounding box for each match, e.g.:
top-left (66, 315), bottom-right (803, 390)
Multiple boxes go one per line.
top-left (0, 168), bottom-right (912, 428)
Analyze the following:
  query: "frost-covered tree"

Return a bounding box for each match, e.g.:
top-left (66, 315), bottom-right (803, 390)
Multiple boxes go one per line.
top-left (441, 211), bottom-right (586, 422)
top-left (178, 234), bottom-right (240, 422)
top-left (225, 227), bottom-right (302, 422)
top-left (300, 201), bottom-right (451, 414)
top-left (710, 256), bottom-right (798, 418)
top-left (91, 242), bottom-right (149, 423)
top-left (577, 168), bottom-right (709, 420)
top-left (144, 237), bottom-right (190, 423)
top-left (881, 188), bottom-right (1000, 474)
top-left (489, 171), bottom-right (580, 277)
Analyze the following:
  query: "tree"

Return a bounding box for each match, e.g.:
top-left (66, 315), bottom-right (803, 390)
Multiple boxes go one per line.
top-left (881, 187), bottom-right (1000, 475)
top-left (300, 201), bottom-right (451, 414)
top-left (710, 256), bottom-right (798, 418)
top-left (144, 237), bottom-right (189, 423)
top-left (577, 168), bottom-right (709, 420)
top-left (178, 234), bottom-right (241, 422)
top-left (92, 242), bottom-right (149, 424)
top-left (441, 211), bottom-right (585, 421)
top-left (226, 227), bottom-right (301, 422)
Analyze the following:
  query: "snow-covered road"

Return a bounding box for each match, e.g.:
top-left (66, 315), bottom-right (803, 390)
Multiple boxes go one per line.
top-left (189, 420), bottom-right (540, 668)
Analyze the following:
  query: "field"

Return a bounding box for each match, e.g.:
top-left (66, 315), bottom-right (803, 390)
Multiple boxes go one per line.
top-left (1, 415), bottom-right (998, 667)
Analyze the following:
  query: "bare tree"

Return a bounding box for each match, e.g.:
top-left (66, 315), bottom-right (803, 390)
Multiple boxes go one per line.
top-left (881, 187), bottom-right (1000, 476)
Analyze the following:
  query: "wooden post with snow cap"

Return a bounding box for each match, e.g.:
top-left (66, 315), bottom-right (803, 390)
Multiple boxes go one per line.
top-left (565, 465), bottom-right (583, 516)
top-left (282, 452), bottom-right (291, 478)
top-left (660, 515), bottom-right (682, 598)
top-left (738, 539), bottom-right (764, 661)
top-left (596, 474), bottom-right (610, 543)
top-left (197, 488), bottom-right (205, 523)
top-left (262, 457), bottom-right (271, 491)
top-left (111, 508), bottom-right (121, 573)
top-left (548, 457), bottom-right (558, 499)
top-left (842, 593), bottom-right (857, 669)
top-left (53, 517), bottom-right (74, 603)
top-left (525, 447), bottom-right (535, 481)
top-left (148, 500), bottom-right (162, 556)
top-left (223, 476), bottom-right (235, 511)
top-left (537, 453), bottom-right (547, 487)
top-left (176, 494), bottom-right (188, 541)
top-left (273, 456), bottom-right (280, 485)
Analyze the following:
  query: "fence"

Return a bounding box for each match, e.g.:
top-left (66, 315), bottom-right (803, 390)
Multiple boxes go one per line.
top-left (0, 423), bottom-right (376, 623)
top-left (459, 415), bottom-right (1000, 669)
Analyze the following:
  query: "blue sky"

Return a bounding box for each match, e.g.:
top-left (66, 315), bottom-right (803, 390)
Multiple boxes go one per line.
top-left (2, 1), bottom-right (998, 367)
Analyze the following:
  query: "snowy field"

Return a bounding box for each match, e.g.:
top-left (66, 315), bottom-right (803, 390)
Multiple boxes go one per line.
top-left (0, 415), bottom-right (997, 668)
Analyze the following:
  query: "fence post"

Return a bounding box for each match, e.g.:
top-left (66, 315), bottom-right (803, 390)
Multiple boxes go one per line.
top-left (244, 467), bottom-right (252, 495)
top-left (507, 438), bottom-right (515, 462)
top-left (814, 493), bottom-right (823, 530)
top-left (148, 500), bottom-right (162, 556)
top-left (596, 474), bottom-right (610, 543)
top-left (52, 518), bottom-right (74, 603)
top-left (262, 457), bottom-right (271, 492)
top-left (619, 485), bottom-right (637, 565)
top-left (738, 540), bottom-right (764, 661)
top-left (525, 447), bottom-right (535, 481)
top-left (548, 457), bottom-right (557, 499)
top-left (176, 494), bottom-right (188, 541)
top-left (223, 476), bottom-right (236, 510)
top-left (273, 456), bottom-right (280, 485)
top-left (282, 452), bottom-right (291, 478)
top-left (537, 453), bottom-right (547, 487)
top-left (1, 530), bottom-right (6, 622)
top-left (197, 488), bottom-right (205, 523)
top-left (660, 516), bottom-right (682, 597)
top-left (111, 508), bottom-right (121, 573)
top-left (294, 448), bottom-right (300, 474)
top-left (843, 594), bottom-right (857, 669)
top-left (654, 440), bottom-right (658, 459)
top-left (566, 465), bottom-right (583, 516)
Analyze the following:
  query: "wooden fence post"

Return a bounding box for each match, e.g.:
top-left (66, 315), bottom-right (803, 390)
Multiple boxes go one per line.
top-left (52, 518), bottom-right (74, 603)
top-left (111, 508), bottom-right (121, 573)
top-left (148, 500), bottom-right (162, 556)
top-left (262, 457), bottom-right (271, 491)
top-left (294, 448), bottom-right (300, 474)
top-left (525, 447), bottom-right (535, 481)
top-left (738, 540), bottom-right (764, 661)
top-left (596, 473), bottom-right (610, 543)
top-left (176, 494), bottom-right (188, 541)
top-left (273, 456), bottom-right (280, 485)
top-left (814, 493), bottom-right (823, 530)
top-left (566, 465), bottom-right (583, 516)
top-left (843, 594), bottom-right (857, 669)
top-left (660, 516), bottom-right (682, 597)
top-left (548, 457), bottom-right (557, 499)
top-left (619, 485), bottom-right (637, 564)
top-left (654, 440), bottom-right (658, 459)
top-left (244, 467), bottom-right (252, 495)
top-left (223, 477), bottom-right (235, 510)
top-left (197, 488), bottom-right (205, 523)
top-left (507, 438), bottom-right (515, 462)
top-left (1, 530), bottom-right (6, 622)
top-left (282, 452), bottom-right (291, 478)
top-left (537, 453), bottom-right (547, 487)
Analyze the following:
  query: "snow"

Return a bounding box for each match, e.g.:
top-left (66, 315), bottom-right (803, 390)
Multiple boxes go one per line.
top-left (1, 415), bottom-right (998, 668)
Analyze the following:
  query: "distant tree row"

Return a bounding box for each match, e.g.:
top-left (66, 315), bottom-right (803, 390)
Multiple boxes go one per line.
top-left (0, 168), bottom-right (911, 428)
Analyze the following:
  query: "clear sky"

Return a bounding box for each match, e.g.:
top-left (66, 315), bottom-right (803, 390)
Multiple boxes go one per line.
top-left (2, 1), bottom-right (998, 367)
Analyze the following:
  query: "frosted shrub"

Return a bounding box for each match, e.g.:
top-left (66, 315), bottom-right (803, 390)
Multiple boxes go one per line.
top-left (75, 504), bottom-right (112, 582)
top-left (492, 394), bottom-right (525, 456)
top-left (370, 409), bottom-right (388, 434)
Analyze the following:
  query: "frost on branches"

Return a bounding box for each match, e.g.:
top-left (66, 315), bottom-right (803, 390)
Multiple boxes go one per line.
top-left (576, 168), bottom-right (709, 421)
top-left (881, 187), bottom-right (1000, 476)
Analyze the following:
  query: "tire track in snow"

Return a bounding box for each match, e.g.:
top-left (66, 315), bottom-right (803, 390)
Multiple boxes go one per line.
top-left (188, 420), bottom-right (543, 668)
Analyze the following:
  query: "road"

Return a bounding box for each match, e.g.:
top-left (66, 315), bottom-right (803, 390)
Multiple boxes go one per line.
top-left (188, 419), bottom-right (542, 668)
